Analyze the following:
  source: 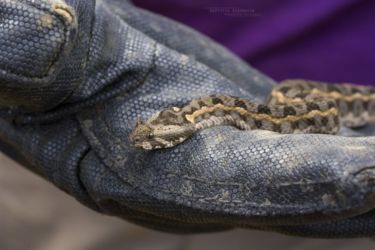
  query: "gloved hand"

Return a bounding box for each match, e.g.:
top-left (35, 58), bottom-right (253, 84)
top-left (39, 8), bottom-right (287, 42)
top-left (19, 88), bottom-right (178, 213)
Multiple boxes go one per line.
top-left (0, 0), bottom-right (374, 238)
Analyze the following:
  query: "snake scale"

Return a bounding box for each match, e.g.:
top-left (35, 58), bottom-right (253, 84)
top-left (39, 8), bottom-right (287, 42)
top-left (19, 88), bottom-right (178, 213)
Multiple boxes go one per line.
top-left (130, 79), bottom-right (375, 150)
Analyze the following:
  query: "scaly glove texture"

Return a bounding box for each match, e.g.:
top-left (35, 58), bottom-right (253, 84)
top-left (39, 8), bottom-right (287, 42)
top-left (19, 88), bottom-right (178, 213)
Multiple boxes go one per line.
top-left (0, 0), bottom-right (374, 237)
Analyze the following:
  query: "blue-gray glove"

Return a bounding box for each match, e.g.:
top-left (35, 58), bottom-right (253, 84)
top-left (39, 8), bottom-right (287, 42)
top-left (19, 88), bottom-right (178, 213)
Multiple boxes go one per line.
top-left (0, 0), bottom-right (374, 237)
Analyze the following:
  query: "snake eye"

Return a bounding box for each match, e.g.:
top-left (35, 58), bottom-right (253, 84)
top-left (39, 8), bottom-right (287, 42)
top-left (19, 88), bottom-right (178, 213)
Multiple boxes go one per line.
top-left (148, 132), bottom-right (154, 138)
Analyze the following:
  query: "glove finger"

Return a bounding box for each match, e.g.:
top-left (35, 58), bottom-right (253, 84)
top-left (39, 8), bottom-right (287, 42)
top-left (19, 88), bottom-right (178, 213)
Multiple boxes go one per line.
top-left (0, 0), bottom-right (94, 112)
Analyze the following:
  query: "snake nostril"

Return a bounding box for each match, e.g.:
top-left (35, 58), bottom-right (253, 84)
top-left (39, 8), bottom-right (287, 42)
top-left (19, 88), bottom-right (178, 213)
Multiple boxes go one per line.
top-left (131, 137), bottom-right (141, 143)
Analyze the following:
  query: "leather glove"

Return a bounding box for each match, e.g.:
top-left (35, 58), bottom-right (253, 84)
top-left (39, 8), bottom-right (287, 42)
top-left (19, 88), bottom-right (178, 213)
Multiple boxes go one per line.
top-left (0, 0), bottom-right (374, 237)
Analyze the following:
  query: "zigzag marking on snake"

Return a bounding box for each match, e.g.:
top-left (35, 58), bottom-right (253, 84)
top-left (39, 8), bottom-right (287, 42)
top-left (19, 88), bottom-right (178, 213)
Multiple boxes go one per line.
top-left (130, 79), bottom-right (375, 150)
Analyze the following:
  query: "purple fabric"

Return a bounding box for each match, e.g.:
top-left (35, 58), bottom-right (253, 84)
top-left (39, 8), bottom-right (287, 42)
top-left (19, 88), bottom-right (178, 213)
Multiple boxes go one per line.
top-left (133, 0), bottom-right (375, 85)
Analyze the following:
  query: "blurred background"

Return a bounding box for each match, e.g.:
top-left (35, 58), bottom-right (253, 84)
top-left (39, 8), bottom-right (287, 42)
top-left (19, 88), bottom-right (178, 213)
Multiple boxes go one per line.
top-left (134, 0), bottom-right (375, 85)
top-left (1, 0), bottom-right (375, 249)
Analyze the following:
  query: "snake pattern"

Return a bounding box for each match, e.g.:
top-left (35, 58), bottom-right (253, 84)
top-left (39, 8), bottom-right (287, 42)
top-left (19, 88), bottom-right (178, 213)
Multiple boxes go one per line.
top-left (130, 79), bottom-right (375, 150)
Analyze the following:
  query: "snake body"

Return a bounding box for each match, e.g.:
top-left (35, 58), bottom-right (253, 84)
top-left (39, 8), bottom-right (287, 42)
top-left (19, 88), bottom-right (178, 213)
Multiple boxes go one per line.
top-left (130, 80), bottom-right (375, 150)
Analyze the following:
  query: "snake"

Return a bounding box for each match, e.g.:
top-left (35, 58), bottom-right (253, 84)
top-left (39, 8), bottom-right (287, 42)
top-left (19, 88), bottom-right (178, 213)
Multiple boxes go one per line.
top-left (130, 79), bottom-right (375, 150)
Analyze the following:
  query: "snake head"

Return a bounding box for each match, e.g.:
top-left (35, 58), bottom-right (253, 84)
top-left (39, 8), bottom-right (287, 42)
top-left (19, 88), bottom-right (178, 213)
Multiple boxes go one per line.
top-left (130, 116), bottom-right (196, 150)
top-left (130, 119), bottom-right (153, 149)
